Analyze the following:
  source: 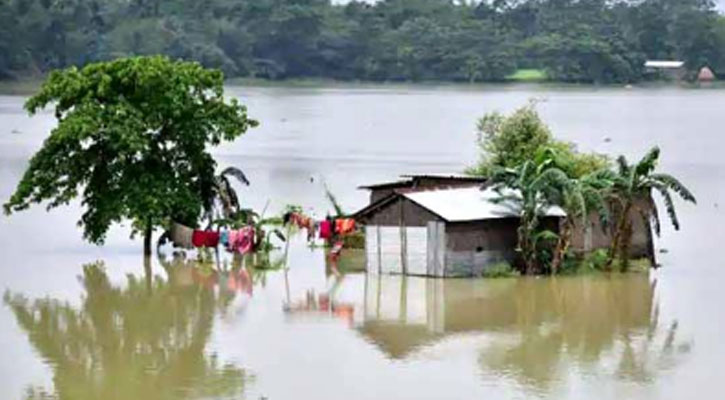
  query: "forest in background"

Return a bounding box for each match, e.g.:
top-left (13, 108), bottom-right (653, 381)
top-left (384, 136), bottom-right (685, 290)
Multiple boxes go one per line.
top-left (1, 0), bottom-right (724, 84)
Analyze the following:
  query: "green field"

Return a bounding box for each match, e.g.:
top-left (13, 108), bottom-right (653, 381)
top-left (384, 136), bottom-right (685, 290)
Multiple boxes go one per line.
top-left (507, 69), bottom-right (548, 82)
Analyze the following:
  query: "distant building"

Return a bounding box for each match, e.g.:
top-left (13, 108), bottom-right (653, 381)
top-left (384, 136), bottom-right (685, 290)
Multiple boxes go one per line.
top-left (644, 60), bottom-right (686, 80)
top-left (698, 66), bottom-right (716, 82)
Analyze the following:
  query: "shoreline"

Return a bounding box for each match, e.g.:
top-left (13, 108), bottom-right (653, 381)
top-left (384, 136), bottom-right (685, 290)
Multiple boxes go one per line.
top-left (2, 76), bottom-right (722, 95)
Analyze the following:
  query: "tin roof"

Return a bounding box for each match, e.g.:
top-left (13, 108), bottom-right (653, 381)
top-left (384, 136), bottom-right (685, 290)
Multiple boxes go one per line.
top-left (399, 173), bottom-right (487, 181)
top-left (358, 174), bottom-right (487, 190)
top-left (403, 187), bottom-right (566, 222)
top-left (644, 60), bottom-right (684, 69)
top-left (358, 179), bottom-right (414, 190)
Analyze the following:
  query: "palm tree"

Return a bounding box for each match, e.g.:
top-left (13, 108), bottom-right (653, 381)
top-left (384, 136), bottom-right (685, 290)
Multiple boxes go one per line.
top-left (606, 147), bottom-right (696, 271)
top-left (550, 170), bottom-right (614, 274)
top-left (491, 158), bottom-right (569, 275)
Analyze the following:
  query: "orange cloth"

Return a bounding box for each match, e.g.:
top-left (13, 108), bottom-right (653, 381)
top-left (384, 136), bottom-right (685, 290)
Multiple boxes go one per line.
top-left (335, 218), bottom-right (355, 235)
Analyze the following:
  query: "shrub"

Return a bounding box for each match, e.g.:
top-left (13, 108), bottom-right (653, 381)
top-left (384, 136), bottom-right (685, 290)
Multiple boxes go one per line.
top-left (483, 261), bottom-right (519, 278)
top-left (581, 248), bottom-right (610, 271)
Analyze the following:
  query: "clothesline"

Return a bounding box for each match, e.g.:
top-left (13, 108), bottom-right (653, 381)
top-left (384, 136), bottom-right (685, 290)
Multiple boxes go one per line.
top-left (167, 212), bottom-right (357, 258)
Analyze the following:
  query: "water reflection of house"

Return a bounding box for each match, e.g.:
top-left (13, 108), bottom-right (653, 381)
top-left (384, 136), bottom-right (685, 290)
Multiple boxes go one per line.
top-left (355, 175), bottom-right (654, 277)
top-left (359, 274), bottom-right (658, 362)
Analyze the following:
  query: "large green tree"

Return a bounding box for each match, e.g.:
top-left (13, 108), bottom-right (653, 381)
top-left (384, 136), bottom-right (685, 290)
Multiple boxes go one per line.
top-left (3, 56), bottom-right (258, 255)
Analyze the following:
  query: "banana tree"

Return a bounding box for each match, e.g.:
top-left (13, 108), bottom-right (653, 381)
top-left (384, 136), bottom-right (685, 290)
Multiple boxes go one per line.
top-left (550, 169), bottom-right (614, 274)
top-left (606, 147), bottom-right (696, 271)
top-left (491, 158), bottom-right (569, 275)
top-left (203, 166), bottom-right (251, 225)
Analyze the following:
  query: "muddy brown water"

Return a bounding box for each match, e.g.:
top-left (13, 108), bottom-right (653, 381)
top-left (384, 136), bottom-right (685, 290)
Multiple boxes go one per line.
top-left (0, 84), bottom-right (722, 399)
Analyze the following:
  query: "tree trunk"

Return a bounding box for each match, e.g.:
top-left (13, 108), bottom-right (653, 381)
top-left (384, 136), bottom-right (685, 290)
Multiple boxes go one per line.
top-left (606, 202), bottom-right (631, 271)
top-left (619, 221), bottom-right (633, 272)
top-left (143, 254), bottom-right (152, 294)
top-left (143, 219), bottom-right (153, 258)
top-left (551, 222), bottom-right (572, 275)
top-left (517, 225), bottom-right (533, 275)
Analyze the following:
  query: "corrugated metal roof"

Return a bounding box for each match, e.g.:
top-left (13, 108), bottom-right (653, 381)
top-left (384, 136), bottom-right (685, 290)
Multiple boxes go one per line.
top-left (399, 173), bottom-right (487, 181)
top-left (644, 60), bottom-right (684, 69)
top-left (358, 179), bottom-right (413, 190)
top-left (358, 174), bottom-right (487, 190)
top-left (402, 187), bottom-right (566, 222)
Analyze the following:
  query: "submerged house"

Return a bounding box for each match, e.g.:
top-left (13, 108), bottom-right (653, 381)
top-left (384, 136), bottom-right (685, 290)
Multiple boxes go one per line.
top-left (354, 175), bottom-right (654, 277)
top-left (355, 177), bottom-right (565, 277)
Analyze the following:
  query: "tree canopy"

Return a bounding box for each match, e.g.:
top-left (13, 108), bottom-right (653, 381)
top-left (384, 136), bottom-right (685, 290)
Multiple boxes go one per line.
top-left (467, 103), bottom-right (610, 178)
top-left (1, 0), bottom-right (725, 83)
top-left (3, 56), bottom-right (258, 254)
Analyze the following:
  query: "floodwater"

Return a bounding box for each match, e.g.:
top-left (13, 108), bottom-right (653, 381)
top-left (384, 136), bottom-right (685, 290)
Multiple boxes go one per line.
top-left (0, 84), bottom-right (723, 399)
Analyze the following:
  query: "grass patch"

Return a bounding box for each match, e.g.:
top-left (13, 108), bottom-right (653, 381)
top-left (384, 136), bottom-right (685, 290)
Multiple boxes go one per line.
top-left (559, 249), bottom-right (653, 275)
top-left (482, 261), bottom-right (520, 278)
top-left (507, 69), bottom-right (548, 82)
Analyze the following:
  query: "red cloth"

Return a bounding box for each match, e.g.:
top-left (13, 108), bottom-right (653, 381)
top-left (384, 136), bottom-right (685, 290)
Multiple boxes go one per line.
top-left (192, 230), bottom-right (205, 248)
top-left (319, 220), bottom-right (332, 240)
top-left (192, 230), bottom-right (220, 248)
top-left (204, 231), bottom-right (220, 247)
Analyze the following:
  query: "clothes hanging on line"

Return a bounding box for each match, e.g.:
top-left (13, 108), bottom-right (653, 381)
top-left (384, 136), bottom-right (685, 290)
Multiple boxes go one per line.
top-left (229, 226), bottom-right (255, 254)
top-left (335, 218), bottom-right (356, 235)
top-left (192, 230), bottom-right (220, 248)
top-left (319, 219), bottom-right (332, 240)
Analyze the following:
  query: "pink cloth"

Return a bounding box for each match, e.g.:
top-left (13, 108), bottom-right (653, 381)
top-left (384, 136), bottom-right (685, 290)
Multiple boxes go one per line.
top-left (319, 220), bottom-right (332, 240)
top-left (228, 227), bottom-right (255, 254)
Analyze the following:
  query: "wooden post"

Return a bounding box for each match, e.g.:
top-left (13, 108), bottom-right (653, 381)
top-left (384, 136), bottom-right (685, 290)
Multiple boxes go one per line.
top-left (376, 225), bottom-right (382, 274)
top-left (399, 198), bottom-right (407, 275)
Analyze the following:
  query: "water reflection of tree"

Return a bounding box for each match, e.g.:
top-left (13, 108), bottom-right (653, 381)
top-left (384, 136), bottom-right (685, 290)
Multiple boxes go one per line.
top-left (4, 262), bottom-right (249, 400)
top-left (477, 276), bottom-right (691, 390)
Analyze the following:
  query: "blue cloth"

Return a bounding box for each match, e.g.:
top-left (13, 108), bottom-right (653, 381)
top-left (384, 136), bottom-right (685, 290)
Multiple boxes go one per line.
top-left (220, 230), bottom-right (229, 247)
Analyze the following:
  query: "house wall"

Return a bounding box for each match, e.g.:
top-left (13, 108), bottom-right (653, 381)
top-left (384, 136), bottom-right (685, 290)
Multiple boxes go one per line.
top-left (570, 198), bottom-right (654, 260)
top-left (444, 217), bottom-right (561, 277)
top-left (361, 195), bottom-right (568, 278)
top-left (364, 197), bottom-right (443, 227)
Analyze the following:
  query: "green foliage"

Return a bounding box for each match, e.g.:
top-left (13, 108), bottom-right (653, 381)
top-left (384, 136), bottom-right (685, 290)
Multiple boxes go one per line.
top-left (469, 103), bottom-right (610, 178)
top-left (482, 261), bottom-right (519, 278)
top-left (469, 103), bottom-right (552, 176)
top-left (607, 146), bottom-right (696, 270)
top-left (1, 0), bottom-right (724, 83)
top-left (3, 56), bottom-right (257, 248)
top-left (491, 158), bottom-right (569, 275)
top-left (507, 69), bottom-right (548, 82)
top-left (342, 231), bottom-right (365, 249)
top-left (581, 248), bottom-right (611, 272)
top-left (324, 183), bottom-right (346, 217)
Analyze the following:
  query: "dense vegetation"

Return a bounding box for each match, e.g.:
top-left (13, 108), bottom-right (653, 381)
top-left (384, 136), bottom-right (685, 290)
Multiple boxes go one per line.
top-left (471, 104), bottom-right (696, 275)
top-left (1, 0), bottom-right (724, 84)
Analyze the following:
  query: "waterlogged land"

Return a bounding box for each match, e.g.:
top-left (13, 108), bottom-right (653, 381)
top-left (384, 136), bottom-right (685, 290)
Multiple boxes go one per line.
top-left (1, 85), bottom-right (723, 399)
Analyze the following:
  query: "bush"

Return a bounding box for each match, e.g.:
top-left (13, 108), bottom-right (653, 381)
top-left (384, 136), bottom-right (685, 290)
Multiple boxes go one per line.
top-left (580, 248), bottom-right (610, 271)
top-left (483, 261), bottom-right (519, 278)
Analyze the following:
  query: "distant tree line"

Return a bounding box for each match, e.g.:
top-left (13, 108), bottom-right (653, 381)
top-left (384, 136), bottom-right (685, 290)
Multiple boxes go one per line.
top-left (2, 0), bottom-right (725, 83)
